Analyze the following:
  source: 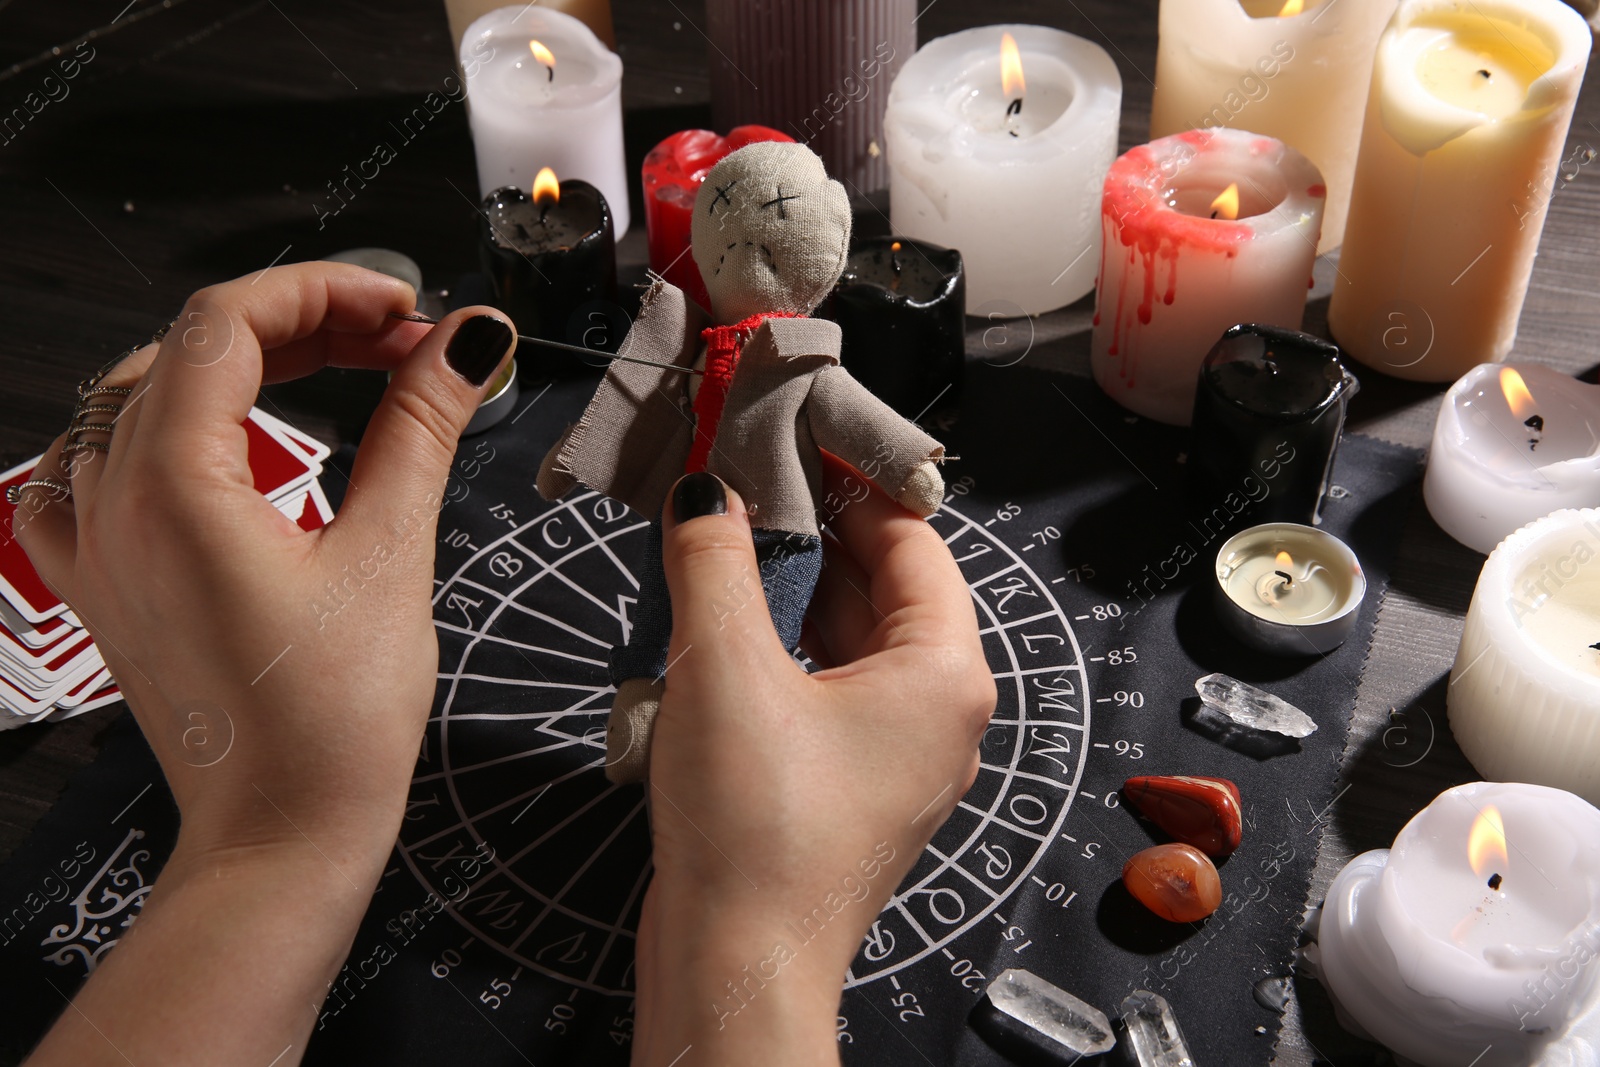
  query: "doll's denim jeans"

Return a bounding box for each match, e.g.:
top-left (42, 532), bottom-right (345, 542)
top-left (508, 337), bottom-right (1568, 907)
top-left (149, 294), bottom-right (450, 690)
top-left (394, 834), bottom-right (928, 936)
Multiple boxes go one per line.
top-left (609, 521), bottom-right (823, 685)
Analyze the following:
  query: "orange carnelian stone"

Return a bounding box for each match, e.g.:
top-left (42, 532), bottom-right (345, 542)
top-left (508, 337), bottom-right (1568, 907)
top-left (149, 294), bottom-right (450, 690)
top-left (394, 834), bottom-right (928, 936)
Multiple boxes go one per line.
top-left (1123, 843), bottom-right (1222, 923)
top-left (1122, 774), bottom-right (1243, 856)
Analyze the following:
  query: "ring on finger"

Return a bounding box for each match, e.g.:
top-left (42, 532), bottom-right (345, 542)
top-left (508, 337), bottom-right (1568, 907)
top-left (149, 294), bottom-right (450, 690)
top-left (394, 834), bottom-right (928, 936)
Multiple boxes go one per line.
top-left (5, 477), bottom-right (73, 505)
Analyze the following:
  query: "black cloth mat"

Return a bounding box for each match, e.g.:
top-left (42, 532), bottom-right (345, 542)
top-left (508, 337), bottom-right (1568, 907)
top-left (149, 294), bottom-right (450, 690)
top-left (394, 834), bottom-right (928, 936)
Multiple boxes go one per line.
top-left (0, 363), bottom-right (1422, 1066)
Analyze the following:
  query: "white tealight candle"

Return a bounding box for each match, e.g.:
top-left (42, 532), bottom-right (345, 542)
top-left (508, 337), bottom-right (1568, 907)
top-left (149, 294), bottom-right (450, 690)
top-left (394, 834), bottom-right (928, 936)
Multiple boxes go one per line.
top-left (1310, 782), bottom-right (1600, 1067)
top-left (1091, 128), bottom-right (1325, 425)
top-left (1214, 522), bottom-right (1365, 654)
top-left (460, 7), bottom-right (629, 236)
top-left (1327, 0), bottom-right (1591, 381)
top-left (1449, 508), bottom-right (1600, 805)
top-left (1149, 0), bottom-right (1397, 252)
top-left (1425, 364), bottom-right (1600, 554)
top-left (884, 24), bottom-right (1121, 315)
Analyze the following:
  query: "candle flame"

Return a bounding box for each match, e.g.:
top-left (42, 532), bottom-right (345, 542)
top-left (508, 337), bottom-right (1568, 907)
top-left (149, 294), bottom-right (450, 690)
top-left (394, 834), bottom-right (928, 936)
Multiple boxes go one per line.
top-left (891, 241), bottom-right (902, 252)
top-left (1467, 806), bottom-right (1508, 880)
top-left (1000, 32), bottom-right (1025, 100)
top-left (1275, 550), bottom-right (1293, 570)
top-left (1211, 183), bottom-right (1241, 221)
top-left (1499, 367), bottom-right (1537, 421)
top-left (533, 166), bottom-right (560, 206)
top-left (1279, 0), bottom-right (1305, 15)
top-left (529, 39), bottom-right (556, 69)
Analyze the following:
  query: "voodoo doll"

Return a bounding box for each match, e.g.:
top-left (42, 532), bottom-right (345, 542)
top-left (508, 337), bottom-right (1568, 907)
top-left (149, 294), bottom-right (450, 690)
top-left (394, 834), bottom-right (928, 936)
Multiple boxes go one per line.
top-left (537, 141), bottom-right (946, 783)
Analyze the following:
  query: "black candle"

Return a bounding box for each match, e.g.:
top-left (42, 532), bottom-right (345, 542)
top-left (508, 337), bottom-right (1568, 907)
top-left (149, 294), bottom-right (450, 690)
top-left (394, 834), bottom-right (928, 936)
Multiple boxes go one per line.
top-left (821, 236), bottom-right (965, 418)
top-left (478, 176), bottom-right (618, 355)
top-left (1188, 324), bottom-right (1359, 531)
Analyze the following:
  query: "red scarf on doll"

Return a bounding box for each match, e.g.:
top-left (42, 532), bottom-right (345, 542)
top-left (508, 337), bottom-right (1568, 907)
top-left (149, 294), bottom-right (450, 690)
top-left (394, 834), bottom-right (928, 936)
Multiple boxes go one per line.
top-left (685, 311), bottom-right (801, 473)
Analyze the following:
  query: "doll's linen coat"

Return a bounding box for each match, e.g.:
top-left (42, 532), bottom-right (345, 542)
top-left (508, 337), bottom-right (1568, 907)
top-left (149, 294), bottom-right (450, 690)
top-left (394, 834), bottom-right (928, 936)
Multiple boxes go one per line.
top-left (537, 280), bottom-right (943, 534)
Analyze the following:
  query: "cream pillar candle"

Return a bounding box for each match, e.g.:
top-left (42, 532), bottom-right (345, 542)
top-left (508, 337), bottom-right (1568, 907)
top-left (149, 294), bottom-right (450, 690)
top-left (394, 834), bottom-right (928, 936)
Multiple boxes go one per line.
top-left (1448, 508), bottom-right (1600, 805)
top-left (1150, 0), bottom-right (1397, 252)
top-left (1424, 363), bottom-right (1600, 553)
top-left (1327, 0), bottom-right (1591, 382)
top-left (1311, 782), bottom-right (1600, 1067)
top-left (460, 7), bottom-right (629, 236)
top-left (1090, 128), bottom-right (1325, 425)
top-left (884, 24), bottom-right (1121, 315)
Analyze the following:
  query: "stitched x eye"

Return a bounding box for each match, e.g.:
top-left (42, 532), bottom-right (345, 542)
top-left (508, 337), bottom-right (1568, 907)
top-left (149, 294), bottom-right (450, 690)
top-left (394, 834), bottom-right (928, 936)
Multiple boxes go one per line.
top-left (708, 179), bottom-right (738, 216)
top-left (761, 185), bottom-right (801, 219)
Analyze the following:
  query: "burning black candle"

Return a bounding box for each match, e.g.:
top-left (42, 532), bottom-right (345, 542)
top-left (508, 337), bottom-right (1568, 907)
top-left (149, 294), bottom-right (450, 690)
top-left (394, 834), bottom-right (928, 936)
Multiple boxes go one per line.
top-left (1189, 324), bottom-right (1359, 531)
top-left (478, 169), bottom-right (618, 356)
top-left (821, 236), bottom-right (965, 418)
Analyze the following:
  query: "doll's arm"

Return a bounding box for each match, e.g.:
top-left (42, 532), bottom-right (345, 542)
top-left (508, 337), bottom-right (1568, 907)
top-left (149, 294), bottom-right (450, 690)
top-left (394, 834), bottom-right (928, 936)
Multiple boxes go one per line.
top-left (536, 425), bottom-right (578, 500)
top-left (807, 365), bottom-right (945, 517)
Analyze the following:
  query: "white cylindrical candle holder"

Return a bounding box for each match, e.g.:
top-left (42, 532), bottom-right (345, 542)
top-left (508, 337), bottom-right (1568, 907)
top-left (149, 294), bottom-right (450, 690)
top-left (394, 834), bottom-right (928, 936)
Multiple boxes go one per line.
top-left (1310, 782), bottom-right (1600, 1067)
top-left (1448, 509), bottom-right (1600, 805)
top-left (1327, 0), bottom-right (1591, 382)
top-left (1091, 128), bottom-right (1324, 425)
top-left (460, 7), bottom-right (629, 236)
top-left (705, 0), bottom-right (914, 194)
top-left (885, 24), bottom-right (1121, 315)
top-left (1424, 364), bottom-right (1600, 554)
top-left (1149, 0), bottom-right (1397, 253)
top-left (1214, 521), bottom-right (1365, 654)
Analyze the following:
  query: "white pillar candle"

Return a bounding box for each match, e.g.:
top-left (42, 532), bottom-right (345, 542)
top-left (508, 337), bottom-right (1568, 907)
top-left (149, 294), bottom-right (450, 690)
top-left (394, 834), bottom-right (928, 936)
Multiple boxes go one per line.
top-left (1448, 508), bottom-right (1600, 804)
top-left (1424, 364), bottom-right (1600, 554)
top-left (1090, 128), bottom-right (1324, 425)
top-left (884, 24), bottom-right (1121, 315)
top-left (460, 7), bottom-right (629, 236)
top-left (1311, 782), bottom-right (1600, 1067)
top-left (1149, 0), bottom-right (1397, 253)
top-left (443, 0), bottom-right (615, 53)
top-left (1326, 0), bottom-right (1591, 382)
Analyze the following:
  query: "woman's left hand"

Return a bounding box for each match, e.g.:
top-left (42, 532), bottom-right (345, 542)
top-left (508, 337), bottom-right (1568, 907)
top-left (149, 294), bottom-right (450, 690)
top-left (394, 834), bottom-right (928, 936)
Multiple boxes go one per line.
top-left (17, 262), bottom-right (516, 1066)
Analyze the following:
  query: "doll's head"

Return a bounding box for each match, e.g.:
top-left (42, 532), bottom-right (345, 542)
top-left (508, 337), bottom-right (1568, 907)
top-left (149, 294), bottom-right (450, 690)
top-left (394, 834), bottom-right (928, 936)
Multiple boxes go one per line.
top-left (690, 141), bottom-right (851, 324)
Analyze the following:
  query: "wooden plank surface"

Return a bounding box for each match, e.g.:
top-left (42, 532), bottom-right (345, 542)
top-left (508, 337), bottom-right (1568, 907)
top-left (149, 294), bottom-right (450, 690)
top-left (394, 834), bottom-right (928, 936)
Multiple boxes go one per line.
top-left (2, 2), bottom-right (1597, 1063)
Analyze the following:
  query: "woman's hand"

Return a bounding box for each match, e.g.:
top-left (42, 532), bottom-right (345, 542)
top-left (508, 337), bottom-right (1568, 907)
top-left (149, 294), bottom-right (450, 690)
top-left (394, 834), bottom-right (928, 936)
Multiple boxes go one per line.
top-left (632, 458), bottom-right (996, 1066)
top-left (18, 262), bottom-right (515, 1066)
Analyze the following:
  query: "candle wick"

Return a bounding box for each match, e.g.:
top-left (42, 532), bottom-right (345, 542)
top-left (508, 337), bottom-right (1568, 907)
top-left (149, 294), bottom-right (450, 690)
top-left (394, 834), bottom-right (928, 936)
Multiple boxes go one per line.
top-left (546, 66), bottom-right (554, 83)
top-left (1006, 98), bottom-right (1023, 118)
top-left (1476, 69), bottom-right (1491, 80)
top-left (1274, 570), bottom-right (1293, 587)
top-left (1589, 641), bottom-right (1600, 652)
top-left (1488, 872), bottom-right (1503, 890)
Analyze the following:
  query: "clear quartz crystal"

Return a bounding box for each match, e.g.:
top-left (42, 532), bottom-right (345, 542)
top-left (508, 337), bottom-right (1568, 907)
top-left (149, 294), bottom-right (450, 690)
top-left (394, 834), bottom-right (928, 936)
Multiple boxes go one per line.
top-left (985, 968), bottom-right (1115, 1058)
top-left (1195, 673), bottom-right (1318, 737)
top-left (1120, 990), bottom-right (1195, 1067)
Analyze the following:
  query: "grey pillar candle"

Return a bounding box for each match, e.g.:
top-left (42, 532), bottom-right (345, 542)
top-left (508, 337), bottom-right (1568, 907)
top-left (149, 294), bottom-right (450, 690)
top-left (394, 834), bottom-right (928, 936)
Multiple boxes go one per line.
top-left (704, 0), bottom-right (913, 193)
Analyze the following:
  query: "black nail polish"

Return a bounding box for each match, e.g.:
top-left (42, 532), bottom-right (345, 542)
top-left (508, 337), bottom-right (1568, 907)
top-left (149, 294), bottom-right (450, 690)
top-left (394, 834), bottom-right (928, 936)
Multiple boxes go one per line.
top-left (445, 315), bottom-right (513, 386)
top-left (673, 472), bottom-right (727, 523)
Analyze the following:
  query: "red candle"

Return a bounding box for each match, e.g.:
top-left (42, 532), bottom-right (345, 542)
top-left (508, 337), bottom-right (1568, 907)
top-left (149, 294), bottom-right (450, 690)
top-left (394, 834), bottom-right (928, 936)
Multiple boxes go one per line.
top-left (641, 125), bottom-right (792, 311)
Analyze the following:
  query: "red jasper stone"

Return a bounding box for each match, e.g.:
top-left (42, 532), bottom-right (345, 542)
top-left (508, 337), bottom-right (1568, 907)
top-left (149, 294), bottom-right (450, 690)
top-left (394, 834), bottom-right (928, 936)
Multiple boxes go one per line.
top-left (1123, 843), bottom-right (1222, 923)
top-left (641, 125), bottom-right (793, 310)
top-left (1122, 774), bottom-right (1242, 857)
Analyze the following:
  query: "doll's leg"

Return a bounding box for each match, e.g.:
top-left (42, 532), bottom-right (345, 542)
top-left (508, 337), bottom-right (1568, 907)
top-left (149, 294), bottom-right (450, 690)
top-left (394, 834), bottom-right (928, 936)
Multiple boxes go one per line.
top-left (752, 529), bottom-right (824, 655)
top-left (606, 521), bottom-right (671, 784)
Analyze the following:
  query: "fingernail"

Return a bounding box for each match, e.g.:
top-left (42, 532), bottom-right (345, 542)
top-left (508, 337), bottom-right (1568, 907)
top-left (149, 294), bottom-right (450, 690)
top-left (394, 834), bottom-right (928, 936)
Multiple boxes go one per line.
top-left (445, 315), bottom-right (513, 387)
top-left (673, 472), bottom-right (727, 523)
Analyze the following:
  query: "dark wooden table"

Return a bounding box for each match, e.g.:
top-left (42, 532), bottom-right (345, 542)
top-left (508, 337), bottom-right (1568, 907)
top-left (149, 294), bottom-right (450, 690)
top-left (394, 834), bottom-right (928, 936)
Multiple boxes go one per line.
top-left (2, 1), bottom-right (1598, 1063)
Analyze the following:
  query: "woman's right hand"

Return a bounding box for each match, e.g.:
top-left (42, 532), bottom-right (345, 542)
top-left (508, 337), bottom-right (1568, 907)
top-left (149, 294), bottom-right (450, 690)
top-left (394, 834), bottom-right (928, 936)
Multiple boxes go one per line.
top-left (632, 456), bottom-right (996, 1066)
